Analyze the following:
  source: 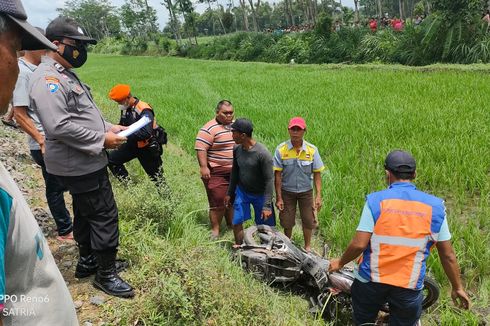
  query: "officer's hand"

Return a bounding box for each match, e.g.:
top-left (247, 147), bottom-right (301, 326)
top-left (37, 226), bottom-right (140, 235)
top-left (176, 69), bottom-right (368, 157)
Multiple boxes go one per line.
top-left (451, 287), bottom-right (471, 310)
top-left (224, 195), bottom-right (231, 209)
top-left (276, 198), bottom-right (284, 211)
top-left (328, 258), bottom-right (342, 272)
top-left (200, 166), bottom-right (211, 179)
top-left (261, 209), bottom-right (272, 220)
top-left (110, 125), bottom-right (128, 133)
top-left (104, 132), bottom-right (127, 149)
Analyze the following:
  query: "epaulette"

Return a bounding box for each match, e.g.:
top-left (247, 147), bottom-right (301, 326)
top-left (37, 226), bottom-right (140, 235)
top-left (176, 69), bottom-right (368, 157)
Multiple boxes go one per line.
top-left (54, 62), bottom-right (65, 73)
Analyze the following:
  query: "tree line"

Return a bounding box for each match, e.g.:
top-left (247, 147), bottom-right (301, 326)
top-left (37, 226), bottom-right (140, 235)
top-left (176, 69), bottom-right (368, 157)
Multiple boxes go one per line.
top-left (58, 0), bottom-right (483, 44)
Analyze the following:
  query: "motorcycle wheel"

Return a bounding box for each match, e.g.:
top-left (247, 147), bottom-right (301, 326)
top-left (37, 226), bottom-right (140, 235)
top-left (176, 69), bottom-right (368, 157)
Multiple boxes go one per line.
top-left (322, 293), bottom-right (353, 325)
top-left (243, 225), bottom-right (267, 246)
top-left (421, 276), bottom-right (440, 310)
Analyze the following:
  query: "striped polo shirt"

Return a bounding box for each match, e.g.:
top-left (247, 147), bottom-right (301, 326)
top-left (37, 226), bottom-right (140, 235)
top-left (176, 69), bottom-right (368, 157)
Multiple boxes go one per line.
top-left (195, 118), bottom-right (234, 168)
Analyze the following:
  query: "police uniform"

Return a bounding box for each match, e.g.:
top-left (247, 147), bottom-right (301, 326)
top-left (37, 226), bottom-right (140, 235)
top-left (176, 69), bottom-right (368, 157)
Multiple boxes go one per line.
top-left (28, 54), bottom-right (135, 298)
top-left (108, 99), bottom-right (164, 184)
top-left (30, 55), bottom-right (120, 254)
top-left (29, 16), bottom-right (134, 298)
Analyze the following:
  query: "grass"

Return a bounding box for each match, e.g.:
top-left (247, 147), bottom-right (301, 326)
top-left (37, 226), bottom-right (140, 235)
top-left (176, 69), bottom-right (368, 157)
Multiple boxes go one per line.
top-left (78, 55), bottom-right (489, 325)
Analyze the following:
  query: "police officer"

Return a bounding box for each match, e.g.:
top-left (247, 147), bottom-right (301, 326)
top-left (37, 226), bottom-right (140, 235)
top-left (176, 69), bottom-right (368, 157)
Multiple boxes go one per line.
top-left (107, 84), bottom-right (165, 187)
top-left (0, 3), bottom-right (78, 325)
top-left (29, 16), bottom-right (134, 298)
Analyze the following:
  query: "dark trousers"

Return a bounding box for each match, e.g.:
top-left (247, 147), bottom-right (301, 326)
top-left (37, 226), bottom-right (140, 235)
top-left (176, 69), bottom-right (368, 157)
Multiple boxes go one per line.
top-left (351, 279), bottom-right (423, 326)
top-left (30, 150), bottom-right (73, 236)
top-left (57, 168), bottom-right (119, 252)
top-left (108, 141), bottom-right (163, 185)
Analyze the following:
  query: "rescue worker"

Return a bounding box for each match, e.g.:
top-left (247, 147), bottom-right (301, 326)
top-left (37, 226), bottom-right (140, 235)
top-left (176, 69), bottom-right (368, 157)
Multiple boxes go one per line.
top-left (29, 16), bottom-right (134, 298)
top-left (107, 84), bottom-right (165, 187)
top-left (273, 117), bottom-right (325, 252)
top-left (329, 150), bottom-right (471, 325)
top-left (224, 118), bottom-right (276, 246)
top-left (195, 100), bottom-right (235, 239)
top-left (12, 27), bottom-right (75, 241)
top-left (0, 2), bottom-right (78, 324)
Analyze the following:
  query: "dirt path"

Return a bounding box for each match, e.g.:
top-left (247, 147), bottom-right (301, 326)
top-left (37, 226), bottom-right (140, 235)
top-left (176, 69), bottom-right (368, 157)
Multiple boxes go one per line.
top-left (0, 124), bottom-right (112, 325)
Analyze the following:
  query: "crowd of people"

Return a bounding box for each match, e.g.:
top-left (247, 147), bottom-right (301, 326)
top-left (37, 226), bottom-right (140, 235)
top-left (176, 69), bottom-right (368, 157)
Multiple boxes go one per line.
top-left (368, 15), bottom-right (415, 33)
top-left (0, 0), bottom-right (473, 324)
top-left (264, 24), bottom-right (314, 35)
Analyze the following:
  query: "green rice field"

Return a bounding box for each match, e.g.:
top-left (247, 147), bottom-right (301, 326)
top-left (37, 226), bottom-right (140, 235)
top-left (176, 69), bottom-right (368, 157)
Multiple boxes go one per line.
top-left (79, 55), bottom-right (489, 325)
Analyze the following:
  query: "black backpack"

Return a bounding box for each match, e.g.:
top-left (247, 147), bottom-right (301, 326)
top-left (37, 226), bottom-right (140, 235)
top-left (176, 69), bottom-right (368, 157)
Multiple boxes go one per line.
top-left (154, 125), bottom-right (168, 145)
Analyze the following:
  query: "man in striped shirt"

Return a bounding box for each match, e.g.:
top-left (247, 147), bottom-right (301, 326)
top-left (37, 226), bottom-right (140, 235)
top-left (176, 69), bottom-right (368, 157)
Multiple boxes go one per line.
top-left (195, 100), bottom-right (235, 239)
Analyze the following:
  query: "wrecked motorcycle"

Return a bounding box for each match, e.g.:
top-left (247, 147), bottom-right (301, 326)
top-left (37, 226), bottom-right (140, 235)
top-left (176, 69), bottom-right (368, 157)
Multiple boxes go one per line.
top-left (235, 225), bottom-right (440, 325)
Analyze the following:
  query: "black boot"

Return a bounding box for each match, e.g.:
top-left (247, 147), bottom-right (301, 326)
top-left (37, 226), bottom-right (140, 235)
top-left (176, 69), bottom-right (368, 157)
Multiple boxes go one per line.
top-left (76, 254), bottom-right (128, 278)
top-left (93, 250), bottom-right (134, 298)
top-left (75, 245), bottom-right (98, 278)
top-left (75, 253), bottom-right (98, 278)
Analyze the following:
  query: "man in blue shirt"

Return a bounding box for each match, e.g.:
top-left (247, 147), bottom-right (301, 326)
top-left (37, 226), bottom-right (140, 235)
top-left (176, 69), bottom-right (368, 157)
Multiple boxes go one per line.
top-left (329, 150), bottom-right (470, 325)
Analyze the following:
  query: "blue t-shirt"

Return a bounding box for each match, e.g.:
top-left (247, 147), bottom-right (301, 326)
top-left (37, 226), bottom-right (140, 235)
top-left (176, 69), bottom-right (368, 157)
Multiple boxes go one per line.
top-left (0, 189), bottom-right (12, 308)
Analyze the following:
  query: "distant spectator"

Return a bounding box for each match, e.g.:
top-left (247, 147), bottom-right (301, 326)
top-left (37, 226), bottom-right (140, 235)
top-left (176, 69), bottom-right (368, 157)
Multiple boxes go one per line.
top-left (393, 17), bottom-right (404, 31)
top-left (369, 18), bottom-right (377, 32)
top-left (483, 10), bottom-right (490, 26)
top-left (381, 16), bottom-right (389, 28)
top-left (415, 15), bottom-right (423, 26)
top-left (334, 20), bottom-right (341, 32)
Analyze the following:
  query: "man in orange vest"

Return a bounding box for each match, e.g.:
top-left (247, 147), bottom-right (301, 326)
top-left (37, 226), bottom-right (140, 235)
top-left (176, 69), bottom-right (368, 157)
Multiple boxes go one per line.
top-left (108, 84), bottom-right (165, 187)
top-left (329, 150), bottom-right (470, 325)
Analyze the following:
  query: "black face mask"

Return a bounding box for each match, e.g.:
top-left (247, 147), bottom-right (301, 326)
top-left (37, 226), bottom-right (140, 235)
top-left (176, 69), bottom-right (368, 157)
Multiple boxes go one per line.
top-left (59, 42), bottom-right (87, 68)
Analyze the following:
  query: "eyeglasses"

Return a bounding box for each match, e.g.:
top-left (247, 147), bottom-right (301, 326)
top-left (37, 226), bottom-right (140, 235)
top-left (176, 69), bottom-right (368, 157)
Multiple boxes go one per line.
top-left (221, 111), bottom-right (234, 116)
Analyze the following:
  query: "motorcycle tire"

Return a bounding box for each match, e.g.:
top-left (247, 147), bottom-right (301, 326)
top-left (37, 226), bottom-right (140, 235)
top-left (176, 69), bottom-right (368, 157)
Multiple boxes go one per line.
top-left (243, 225), bottom-right (266, 246)
top-left (243, 225), bottom-right (288, 246)
top-left (322, 292), bottom-right (353, 325)
top-left (421, 276), bottom-right (440, 310)
top-left (243, 225), bottom-right (307, 260)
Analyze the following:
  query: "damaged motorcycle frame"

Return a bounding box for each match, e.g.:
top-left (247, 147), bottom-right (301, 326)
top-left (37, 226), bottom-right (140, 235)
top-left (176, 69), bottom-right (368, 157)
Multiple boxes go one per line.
top-left (235, 225), bottom-right (440, 325)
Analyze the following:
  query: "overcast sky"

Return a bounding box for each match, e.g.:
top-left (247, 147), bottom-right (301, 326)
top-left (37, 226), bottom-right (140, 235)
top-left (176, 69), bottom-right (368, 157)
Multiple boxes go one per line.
top-left (22, 0), bottom-right (355, 30)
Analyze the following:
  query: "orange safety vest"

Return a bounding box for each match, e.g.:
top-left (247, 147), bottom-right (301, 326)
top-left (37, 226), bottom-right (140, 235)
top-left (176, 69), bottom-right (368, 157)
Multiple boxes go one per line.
top-left (133, 100), bottom-right (158, 148)
top-left (358, 182), bottom-right (445, 290)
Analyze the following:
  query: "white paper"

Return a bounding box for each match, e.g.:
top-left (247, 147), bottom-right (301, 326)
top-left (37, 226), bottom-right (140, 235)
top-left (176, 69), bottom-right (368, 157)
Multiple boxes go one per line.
top-left (118, 116), bottom-right (151, 137)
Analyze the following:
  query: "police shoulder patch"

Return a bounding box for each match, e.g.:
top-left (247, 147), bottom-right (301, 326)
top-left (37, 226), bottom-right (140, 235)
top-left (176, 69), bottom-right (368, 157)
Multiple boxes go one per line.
top-left (45, 77), bottom-right (60, 93)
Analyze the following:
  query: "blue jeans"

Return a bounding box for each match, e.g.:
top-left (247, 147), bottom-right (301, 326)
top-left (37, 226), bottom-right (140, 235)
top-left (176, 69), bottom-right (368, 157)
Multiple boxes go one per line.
top-left (232, 186), bottom-right (275, 226)
top-left (351, 279), bottom-right (423, 326)
top-left (31, 150), bottom-right (73, 236)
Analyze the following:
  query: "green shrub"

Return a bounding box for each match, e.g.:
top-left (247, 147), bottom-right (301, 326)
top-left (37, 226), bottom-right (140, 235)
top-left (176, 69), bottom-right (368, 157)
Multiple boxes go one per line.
top-left (315, 13), bottom-right (333, 39)
top-left (357, 29), bottom-right (400, 63)
top-left (263, 33), bottom-right (311, 63)
top-left (90, 37), bottom-right (126, 54)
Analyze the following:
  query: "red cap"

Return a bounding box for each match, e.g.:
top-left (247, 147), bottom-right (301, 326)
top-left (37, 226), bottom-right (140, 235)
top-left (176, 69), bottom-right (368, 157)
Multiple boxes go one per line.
top-left (288, 117), bottom-right (306, 129)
